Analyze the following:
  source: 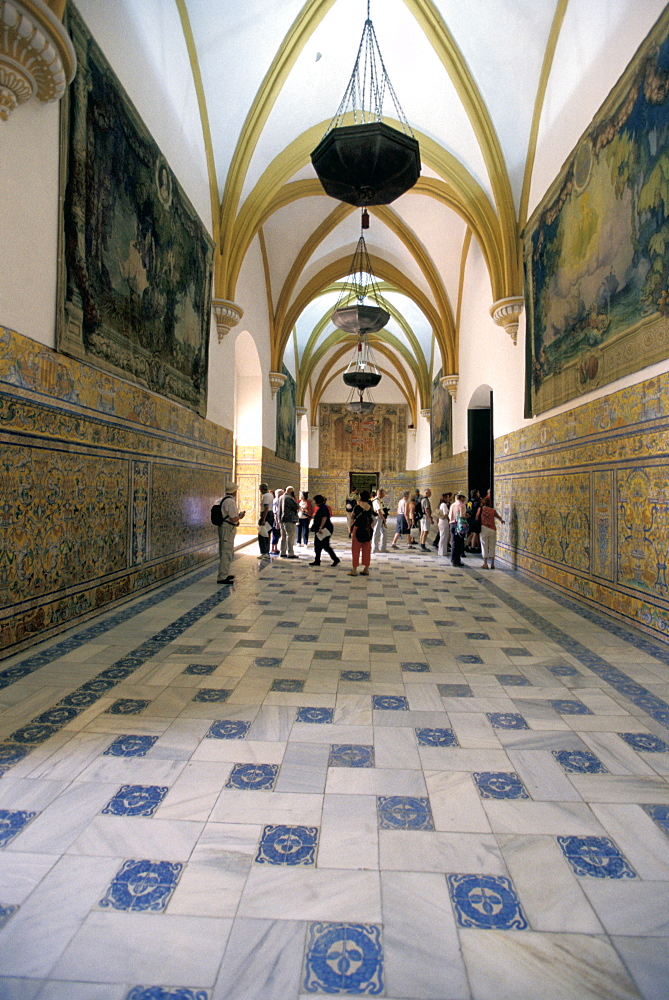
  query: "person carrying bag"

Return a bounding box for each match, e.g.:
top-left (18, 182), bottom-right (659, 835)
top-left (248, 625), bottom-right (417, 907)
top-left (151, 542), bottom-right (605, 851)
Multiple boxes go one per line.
top-left (349, 490), bottom-right (375, 576)
top-left (309, 495), bottom-right (340, 568)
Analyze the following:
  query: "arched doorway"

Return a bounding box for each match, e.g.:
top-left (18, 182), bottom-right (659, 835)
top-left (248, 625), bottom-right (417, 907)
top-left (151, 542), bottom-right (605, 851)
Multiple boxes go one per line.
top-left (467, 384), bottom-right (493, 501)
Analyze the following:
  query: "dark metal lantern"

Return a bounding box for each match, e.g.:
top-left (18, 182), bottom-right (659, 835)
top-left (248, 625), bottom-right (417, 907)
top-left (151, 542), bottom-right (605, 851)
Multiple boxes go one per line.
top-left (311, 121), bottom-right (420, 207)
top-left (332, 302), bottom-right (390, 335)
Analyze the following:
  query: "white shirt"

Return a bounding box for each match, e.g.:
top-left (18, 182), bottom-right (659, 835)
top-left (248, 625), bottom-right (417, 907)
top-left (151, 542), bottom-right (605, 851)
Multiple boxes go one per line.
top-left (372, 496), bottom-right (385, 519)
top-left (221, 495), bottom-right (238, 527)
top-left (438, 502), bottom-right (449, 520)
top-left (397, 497), bottom-right (406, 516)
top-left (260, 492), bottom-right (273, 519)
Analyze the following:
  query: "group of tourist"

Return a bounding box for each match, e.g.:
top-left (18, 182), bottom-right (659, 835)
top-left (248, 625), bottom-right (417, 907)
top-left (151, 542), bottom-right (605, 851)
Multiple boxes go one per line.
top-left (214, 481), bottom-right (504, 584)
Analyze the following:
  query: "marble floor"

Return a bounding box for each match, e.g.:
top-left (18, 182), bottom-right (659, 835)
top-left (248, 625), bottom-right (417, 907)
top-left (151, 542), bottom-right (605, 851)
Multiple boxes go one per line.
top-left (1, 533), bottom-right (669, 1000)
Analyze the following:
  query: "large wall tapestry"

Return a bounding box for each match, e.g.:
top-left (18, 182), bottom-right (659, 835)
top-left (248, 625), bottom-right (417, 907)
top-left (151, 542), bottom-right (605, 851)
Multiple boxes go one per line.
top-left (57, 6), bottom-right (214, 417)
top-left (275, 365), bottom-right (296, 462)
top-left (524, 8), bottom-right (669, 415)
top-left (431, 368), bottom-right (452, 463)
top-left (319, 403), bottom-right (407, 472)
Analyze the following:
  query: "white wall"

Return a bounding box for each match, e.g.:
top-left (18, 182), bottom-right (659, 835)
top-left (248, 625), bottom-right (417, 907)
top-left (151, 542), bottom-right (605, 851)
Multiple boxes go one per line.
top-left (0, 102), bottom-right (61, 345)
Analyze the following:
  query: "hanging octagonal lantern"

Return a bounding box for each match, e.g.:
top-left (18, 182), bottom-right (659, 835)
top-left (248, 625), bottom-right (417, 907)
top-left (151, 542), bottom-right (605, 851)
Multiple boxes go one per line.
top-left (311, 121), bottom-right (420, 207)
top-left (332, 301), bottom-right (389, 335)
top-left (312, 4), bottom-right (420, 207)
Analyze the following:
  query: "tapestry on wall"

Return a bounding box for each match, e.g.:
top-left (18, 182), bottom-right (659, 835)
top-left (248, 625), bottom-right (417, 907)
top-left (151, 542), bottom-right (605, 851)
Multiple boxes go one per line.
top-left (319, 403), bottom-right (407, 472)
top-left (56, 6), bottom-right (214, 417)
top-left (431, 368), bottom-right (452, 463)
top-left (524, 7), bottom-right (669, 416)
top-left (275, 365), bottom-right (296, 462)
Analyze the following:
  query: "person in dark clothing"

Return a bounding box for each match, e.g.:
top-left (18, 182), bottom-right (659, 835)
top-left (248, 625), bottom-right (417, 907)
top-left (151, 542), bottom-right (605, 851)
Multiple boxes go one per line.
top-left (309, 495), bottom-right (340, 567)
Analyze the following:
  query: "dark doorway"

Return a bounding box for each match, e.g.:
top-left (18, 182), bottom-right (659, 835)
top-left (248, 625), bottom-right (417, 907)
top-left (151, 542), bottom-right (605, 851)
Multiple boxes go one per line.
top-left (350, 471), bottom-right (378, 494)
top-left (467, 390), bottom-right (493, 502)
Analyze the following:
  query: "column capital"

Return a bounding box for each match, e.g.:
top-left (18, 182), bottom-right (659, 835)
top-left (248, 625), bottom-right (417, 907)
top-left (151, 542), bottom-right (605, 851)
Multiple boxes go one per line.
top-left (0, 0), bottom-right (75, 121)
top-left (420, 407), bottom-right (431, 424)
top-left (490, 296), bottom-right (524, 345)
top-left (295, 406), bottom-right (307, 418)
top-left (440, 374), bottom-right (459, 400)
top-left (212, 298), bottom-right (243, 342)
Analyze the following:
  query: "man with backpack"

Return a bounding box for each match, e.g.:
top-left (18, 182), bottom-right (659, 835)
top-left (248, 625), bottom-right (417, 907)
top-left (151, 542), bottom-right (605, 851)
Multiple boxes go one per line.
top-left (214, 482), bottom-right (246, 585)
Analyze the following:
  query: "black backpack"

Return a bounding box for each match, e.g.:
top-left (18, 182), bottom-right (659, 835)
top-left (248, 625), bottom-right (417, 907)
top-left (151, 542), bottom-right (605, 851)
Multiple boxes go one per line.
top-left (414, 497), bottom-right (423, 519)
top-left (211, 495), bottom-right (232, 526)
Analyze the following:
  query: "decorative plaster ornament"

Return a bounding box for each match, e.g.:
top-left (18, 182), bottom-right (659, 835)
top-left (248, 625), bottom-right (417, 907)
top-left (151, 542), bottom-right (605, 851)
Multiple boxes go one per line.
top-left (0, 0), bottom-right (75, 121)
top-left (490, 296), bottom-right (524, 345)
top-left (440, 375), bottom-right (459, 400)
top-left (212, 299), bottom-right (243, 343)
top-left (269, 371), bottom-right (287, 397)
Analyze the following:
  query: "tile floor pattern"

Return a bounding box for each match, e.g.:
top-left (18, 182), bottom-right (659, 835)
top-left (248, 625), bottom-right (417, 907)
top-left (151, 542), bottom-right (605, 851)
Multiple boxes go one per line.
top-left (0, 538), bottom-right (668, 999)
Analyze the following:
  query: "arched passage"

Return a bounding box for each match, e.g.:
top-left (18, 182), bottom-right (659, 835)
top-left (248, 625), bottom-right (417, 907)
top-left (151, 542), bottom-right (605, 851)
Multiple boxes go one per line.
top-left (467, 384), bottom-right (493, 501)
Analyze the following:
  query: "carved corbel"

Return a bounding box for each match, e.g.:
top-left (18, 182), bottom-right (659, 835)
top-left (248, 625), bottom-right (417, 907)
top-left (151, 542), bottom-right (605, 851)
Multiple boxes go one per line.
top-left (490, 296), bottom-right (525, 345)
top-left (440, 375), bottom-right (459, 401)
top-left (212, 298), bottom-right (243, 342)
top-left (268, 371), bottom-right (287, 397)
top-left (0, 0), bottom-right (75, 121)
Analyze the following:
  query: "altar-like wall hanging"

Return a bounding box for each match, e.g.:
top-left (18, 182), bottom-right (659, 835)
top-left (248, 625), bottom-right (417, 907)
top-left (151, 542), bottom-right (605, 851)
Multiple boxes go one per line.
top-left (319, 403), bottom-right (407, 472)
top-left (524, 8), bottom-right (669, 415)
top-left (57, 6), bottom-right (214, 417)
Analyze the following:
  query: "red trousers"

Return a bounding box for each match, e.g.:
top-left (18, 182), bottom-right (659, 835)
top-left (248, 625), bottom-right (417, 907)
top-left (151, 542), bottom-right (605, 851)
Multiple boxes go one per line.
top-left (351, 529), bottom-right (371, 568)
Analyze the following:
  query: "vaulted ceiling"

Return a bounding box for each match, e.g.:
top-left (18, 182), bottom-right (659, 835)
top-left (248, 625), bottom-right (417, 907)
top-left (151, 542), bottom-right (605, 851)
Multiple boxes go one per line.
top-left (77, 0), bottom-right (667, 417)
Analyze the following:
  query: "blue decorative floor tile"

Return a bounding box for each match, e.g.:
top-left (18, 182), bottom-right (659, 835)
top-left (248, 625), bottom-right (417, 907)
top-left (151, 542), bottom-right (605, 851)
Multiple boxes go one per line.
top-left (313, 650), bottom-right (342, 660)
top-left (216, 612), bottom-right (237, 619)
top-left (183, 664), bottom-right (216, 676)
top-left (126, 988), bottom-right (208, 1000)
top-left (0, 903), bottom-right (18, 928)
top-left (448, 874), bottom-right (528, 930)
top-left (496, 674), bottom-right (531, 687)
top-left (99, 859), bottom-right (183, 912)
top-left (277, 621), bottom-right (298, 628)
top-left (341, 670), bottom-right (370, 682)
top-left (467, 632), bottom-right (491, 641)
top-left (102, 785), bottom-right (168, 817)
top-left (296, 707), bottom-right (334, 724)
top-left (345, 629), bottom-right (368, 637)
top-left (438, 684), bottom-right (473, 698)
top-left (508, 627), bottom-right (532, 635)
top-left (377, 795), bottom-right (434, 830)
top-left (416, 727), bottom-right (459, 747)
top-left (294, 634), bottom-right (318, 643)
top-left (548, 664), bottom-right (580, 677)
top-left (642, 804), bottom-right (669, 835)
top-left (557, 836), bottom-right (637, 878)
top-left (192, 688), bottom-right (232, 703)
top-left (9, 722), bottom-right (59, 745)
top-left (473, 772), bottom-right (530, 799)
top-left (474, 615), bottom-right (495, 622)
top-left (372, 695), bottom-right (408, 711)
top-left (392, 623), bottom-right (414, 632)
top-left (456, 654), bottom-right (482, 664)
top-left (225, 763), bottom-right (279, 790)
top-left (256, 824), bottom-right (318, 866)
top-left (434, 619), bottom-right (454, 627)
top-left (106, 699), bottom-right (150, 715)
top-left (550, 699), bottom-right (593, 715)
top-left (619, 733), bottom-right (669, 752)
top-left (329, 744), bottom-right (375, 768)
top-left (401, 662), bottom-right (430, 672)
top-left (34, 706), bottom-right (80, 726)
top-left (552, 749), bottom-right (609, 773)
top-left (270, 679), bottom-right (304, 692)
top-left (205, 720), bottom-right (250, 740)
top-left (421, 638), bottom-right (445, 648)
top-left (501, 647), bottom-right (531, 657)
top-left (304, 922), bottom-right (383, 995)
top-left (254, 656), bottom-right (283, 667)
top-left (0, 810), bottom-right (37, 848)
top-left (225, 625), bottom-right (250, 633)
top-left (487, 712), bottom-right (529, 730)
top-left (104, 735), bottom-right (158, 757)
top-left (58, 689), bottom-right (101, 708)
top-left (370, 643), bottom-right (396, 653)
top-left (0, 744), bottom-right (29, 767)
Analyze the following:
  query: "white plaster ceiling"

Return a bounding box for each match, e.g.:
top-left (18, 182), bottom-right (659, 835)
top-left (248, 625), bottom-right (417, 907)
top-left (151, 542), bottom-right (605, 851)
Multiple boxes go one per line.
top-left (73, 0), bottom-right (667, 408)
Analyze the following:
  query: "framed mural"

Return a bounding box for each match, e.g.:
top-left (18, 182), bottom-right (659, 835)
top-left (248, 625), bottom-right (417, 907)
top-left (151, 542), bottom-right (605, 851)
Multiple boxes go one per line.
top-left (275, 365), bottom-right (296, 462)
top-left (319, 403), bottom-right (407, 472)
top-left (524, 7), bottom-right (669, 416)
top-left (57, 5), bottom-right (214, 417)
top-left (431, 368), bottom-right (452, 463)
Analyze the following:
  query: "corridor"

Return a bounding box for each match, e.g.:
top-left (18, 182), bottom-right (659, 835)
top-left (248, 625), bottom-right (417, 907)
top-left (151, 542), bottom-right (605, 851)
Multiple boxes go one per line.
top-left (0, 542), bottom-right (668, 1000)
